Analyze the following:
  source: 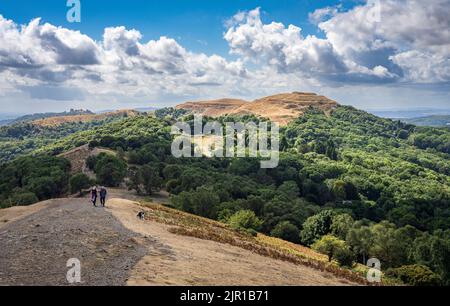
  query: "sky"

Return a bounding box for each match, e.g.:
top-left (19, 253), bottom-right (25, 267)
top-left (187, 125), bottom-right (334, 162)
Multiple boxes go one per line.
top-left (0, 0), bottom-right (449, 114)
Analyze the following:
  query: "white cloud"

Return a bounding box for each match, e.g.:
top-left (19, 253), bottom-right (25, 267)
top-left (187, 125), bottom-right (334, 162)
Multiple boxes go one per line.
top-left (318, 0), bottom-right (450, 82)
top-left (224, 7), bottom-right (397, 83)
top-left (0, 15), bottom-right (249, 104)
top-left (0, 1), bottom-right (449, 112)
top-left (308, 6), bottom-right (340, 25)
top-left (390, 51), bottom-right (450, 83)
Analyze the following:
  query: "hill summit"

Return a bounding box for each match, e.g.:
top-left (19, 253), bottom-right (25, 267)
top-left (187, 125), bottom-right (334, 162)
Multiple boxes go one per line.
top-left (176, 92), bottom-right (338, 125)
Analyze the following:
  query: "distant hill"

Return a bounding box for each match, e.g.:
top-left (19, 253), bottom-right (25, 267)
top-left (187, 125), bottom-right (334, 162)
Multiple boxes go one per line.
top-left (0, 119), bottom-right (13, 127)
top-left (400, 115), bottom-right (450, 127)
top-left (177, 92), bottom-right (338, 125)
top-left (371, 109), bottom-right (450, 119)
top-left (0, 109), bottom-right (144, 163)
top-left (8, 109), bottom-right (94, 125)
top-left (32, 109), bottom-right (140, 127)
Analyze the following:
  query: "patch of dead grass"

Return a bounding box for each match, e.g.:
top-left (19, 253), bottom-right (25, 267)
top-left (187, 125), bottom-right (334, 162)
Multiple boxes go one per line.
top-left (137, 201), bottom-right (376, 285)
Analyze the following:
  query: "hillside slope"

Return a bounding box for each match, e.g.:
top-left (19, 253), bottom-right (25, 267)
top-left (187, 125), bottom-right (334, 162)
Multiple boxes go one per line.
top-left (176, 92), bottom-right (338, 125)
top-left (0, 110), bottom-right (144, 163)
top-left (32, 110), bottom-right (141, 127)
top-left (0, 192), bottom-right (360, 286)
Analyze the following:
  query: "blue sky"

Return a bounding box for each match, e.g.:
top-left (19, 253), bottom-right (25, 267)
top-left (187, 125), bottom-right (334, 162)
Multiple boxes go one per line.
top-left (0, 0), bottom-right (449, 114)
top-left (0, 0), bottom-right (354, 55)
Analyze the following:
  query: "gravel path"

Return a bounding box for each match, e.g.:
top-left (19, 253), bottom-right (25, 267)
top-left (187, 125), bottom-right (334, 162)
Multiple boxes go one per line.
top-left (0, 198), bottom-right (172, 286)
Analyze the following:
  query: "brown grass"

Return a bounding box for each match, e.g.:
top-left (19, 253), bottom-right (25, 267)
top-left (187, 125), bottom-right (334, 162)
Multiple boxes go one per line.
top-left (176, 92), bottom-right (338, 126)
top-left (32, 109), bottom-right (140, 127)
top-left (137, 201), bottom-right (374, 285)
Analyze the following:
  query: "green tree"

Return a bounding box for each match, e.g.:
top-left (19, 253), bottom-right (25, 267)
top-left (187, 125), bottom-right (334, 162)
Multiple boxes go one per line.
top-left (387, 265), bottom-right (442, 286)
top-left (346, 225), bottom-right (373, 264)
top-left (163, 164), bottom-right (182, 181)
top-left (410, 231), bottom-right (450, 285)
top-left (8, 192), bottom-right (39, 206)
top-left (312, 235), bottom-right (350, 264)
top-left (139, 164), bottom-right (163, 195)
top-left (300, 210), bottom-right (336, 245)
top-left (173, 187), bottom-right (220, 219)
top-left (27, 177), bottom-right (58, 200)
top-left (70, 173), bottom-right (92, 195)
top-left (271, 221), bottom-right (300, 243)
top-left (331, 214), bottom-right (354, 240)
top-left (370, 221), bottom-right (410, 268)
top-left (94, 153), bottom-right (127, 187)
top-left (227, 210), bottom-right (263, 233)
top-left (127, 166), bottom-right (142, 194)
top-left (277, 181), bottom-right (300, 200)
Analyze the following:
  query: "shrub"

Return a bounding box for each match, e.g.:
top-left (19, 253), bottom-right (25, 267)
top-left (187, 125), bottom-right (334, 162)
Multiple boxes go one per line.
top-left (172, 188), bottom-right (220, 219)
top-left (166, 179), bottom-right (181, 194)
top-left (94, 153), bottom-right (127, 187)
top-left (70, 173), bottom-right (92, 195)
top-left (227, 210), bottom-right (263, 232)
top-left (334, 246), bottom-right (355, 267)
top-left (8, 192), bottom-right (39, 206)
top-left (271, 221), bottom-right (300, 243)
top-left (27, 177), bottom-right (58, 200)
top-left (387, 265), bottom-right (442, 286)
top-left (163, 164), bottom-right (182, 180)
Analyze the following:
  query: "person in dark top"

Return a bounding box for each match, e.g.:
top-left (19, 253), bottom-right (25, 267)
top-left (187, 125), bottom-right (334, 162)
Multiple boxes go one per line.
top-left (91, 186), bottom-right (98, 207)
top-left (99, 187), bottom-right (107, 207)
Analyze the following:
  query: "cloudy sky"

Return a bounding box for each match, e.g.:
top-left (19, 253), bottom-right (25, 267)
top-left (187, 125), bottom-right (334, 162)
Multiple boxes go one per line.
top-left (0, 0), bottom-right (449, 114)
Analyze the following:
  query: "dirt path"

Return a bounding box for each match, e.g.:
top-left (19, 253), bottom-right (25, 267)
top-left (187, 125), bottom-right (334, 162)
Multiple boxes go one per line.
top-left (109, 199), bottom-right (355, 286)
top-left (0, 198), bottom-right (161, 286)
top-left (0, 196), bottom-right (356, 286)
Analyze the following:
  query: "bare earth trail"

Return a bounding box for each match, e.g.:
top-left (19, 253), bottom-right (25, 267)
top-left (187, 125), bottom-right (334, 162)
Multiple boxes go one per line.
top-left (0, 194), bottom-right (355, 286)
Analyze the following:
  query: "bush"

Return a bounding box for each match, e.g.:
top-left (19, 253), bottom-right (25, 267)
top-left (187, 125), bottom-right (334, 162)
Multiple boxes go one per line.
top-left (27, 177), bottom-right (58, 200)
top-left (86, 155), bottom-right (97, 170)
top-left (334, 246), bottom-right (355, 267)
top-left (172, 188), bottom-right (220, 219)
top-left (387, 265), bottom-right (442, 286)
top-left (8, 192), bottom-right (39, 206)
top-left (271, 221), bottom-right (300, 243)
top-left (227, 210), bottom-right (263, 232)
top-left (70, 173), bottom-right (92, 195)
top-left (93, 153), bottom-right (127, 187)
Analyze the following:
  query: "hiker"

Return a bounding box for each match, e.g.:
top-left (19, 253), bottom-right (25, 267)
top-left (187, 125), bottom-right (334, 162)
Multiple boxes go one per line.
top-left (91, 186), bottom-right (98, 207)
top-left (99, 187), bottom-right (107, 207)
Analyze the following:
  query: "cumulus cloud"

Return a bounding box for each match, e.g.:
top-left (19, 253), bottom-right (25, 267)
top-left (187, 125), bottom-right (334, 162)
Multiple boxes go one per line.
top-left (223, 2), bottom-right (450, 85)
top-left (0, 1), bottom-right (449, 109)
top-left (224, 7), bottom-right (396, 83)
top-left (308, 6), bottom-right (340, 25)
top-left (0, 15), bottom-right (247, 102)
top-left (318, 0), bottom-right (450, 83)
top-left (224, 8), bottom-right (347, 75)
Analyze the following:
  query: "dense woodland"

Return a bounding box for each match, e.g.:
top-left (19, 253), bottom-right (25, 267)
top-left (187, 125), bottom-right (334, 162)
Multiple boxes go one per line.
top-left (0, 112), bottom-right (135, 163)
top-left (0, 106), bottom-right (449, 285)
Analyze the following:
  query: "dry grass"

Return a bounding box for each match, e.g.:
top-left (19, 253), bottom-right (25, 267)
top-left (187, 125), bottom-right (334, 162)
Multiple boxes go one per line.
top-left (32, 110), bottom-right (140, 127)
top-left (137, 201), bottom-right (376, 285)
top-left (176, 92), bottom-right (338, 126)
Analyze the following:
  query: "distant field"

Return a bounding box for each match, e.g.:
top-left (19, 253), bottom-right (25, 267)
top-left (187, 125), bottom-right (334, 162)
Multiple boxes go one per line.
top-left (400, 115), bottom-right (450, 127)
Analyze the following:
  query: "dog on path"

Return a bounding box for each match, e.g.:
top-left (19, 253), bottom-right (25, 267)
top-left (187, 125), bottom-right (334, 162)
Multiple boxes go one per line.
top-left (137, 211), bottom-right (146, 220)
